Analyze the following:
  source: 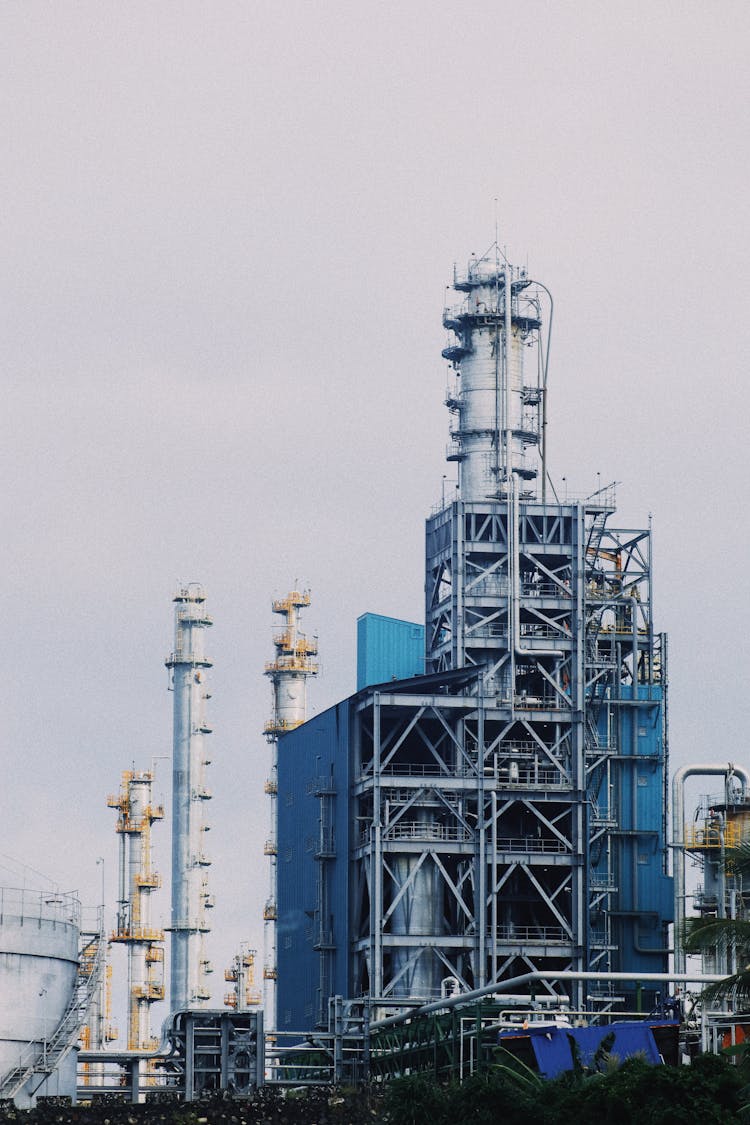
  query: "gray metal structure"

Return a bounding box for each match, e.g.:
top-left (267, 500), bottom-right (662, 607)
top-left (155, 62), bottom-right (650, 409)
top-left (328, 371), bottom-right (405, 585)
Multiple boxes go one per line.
top-left (672, 764), bottom-right (750, 974)
top-left (349, 248), bottom-right (669, 1012)
top-left (77, 1010), bottom-right (264, 1103)
top-left (166, 585), bottom-right (214, 1012)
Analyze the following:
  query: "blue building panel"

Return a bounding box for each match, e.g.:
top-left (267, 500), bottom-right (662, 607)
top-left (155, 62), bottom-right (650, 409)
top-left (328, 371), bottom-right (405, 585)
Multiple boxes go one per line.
top-left (277, 673), bottom-right (673, 1027)
top-left (277, 697), bottom-right (353, 1031)
top-left (356, 613), bottom-right (424, 690)
top-left (593, 683), bottom-right (673, 979)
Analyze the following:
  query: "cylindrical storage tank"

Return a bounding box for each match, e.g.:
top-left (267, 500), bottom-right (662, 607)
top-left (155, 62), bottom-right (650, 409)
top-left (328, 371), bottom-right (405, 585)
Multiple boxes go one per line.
top-left (389, 808), bottom-right (443, 999)
top-left (0, 888), bottom-right (80, 1107)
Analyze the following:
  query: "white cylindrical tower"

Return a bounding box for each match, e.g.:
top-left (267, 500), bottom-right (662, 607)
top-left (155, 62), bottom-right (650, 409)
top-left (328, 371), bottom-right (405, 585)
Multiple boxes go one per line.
top-left (443, 251), bottom-right (544, 501)
top-left (108, 770), bottom-right (165, 1049)
top-left (165, 585), bottom-right (213, 1013)
top-left (0, 889), bottom-right (80, 1106)
top-left (389, 806), bottom-right (444, 999)
top-left (262, 591), bottom-right (318, 1026)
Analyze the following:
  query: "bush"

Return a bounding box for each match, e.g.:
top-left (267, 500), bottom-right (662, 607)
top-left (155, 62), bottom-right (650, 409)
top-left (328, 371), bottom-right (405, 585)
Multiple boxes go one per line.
top-left (382, 1054), bottom-right (748, 1124)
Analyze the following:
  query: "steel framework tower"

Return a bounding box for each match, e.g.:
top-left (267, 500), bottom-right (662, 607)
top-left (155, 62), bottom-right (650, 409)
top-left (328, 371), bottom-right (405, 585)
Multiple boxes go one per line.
top-left (263, 591), bottom-right (318, 1023)
top-left (108, 770), bottom-right (165, 1050)
top-left (348, 248), bottom-right (670, 1011)
top-left (165, 585), bottom-right (214, 1012)
top-left (675, 767), bottom-right (750, 978)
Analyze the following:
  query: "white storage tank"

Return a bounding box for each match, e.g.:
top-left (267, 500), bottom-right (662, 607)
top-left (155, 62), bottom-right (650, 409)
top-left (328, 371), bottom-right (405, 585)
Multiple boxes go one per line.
top-left (0, 887), bottom-right (80, 1106)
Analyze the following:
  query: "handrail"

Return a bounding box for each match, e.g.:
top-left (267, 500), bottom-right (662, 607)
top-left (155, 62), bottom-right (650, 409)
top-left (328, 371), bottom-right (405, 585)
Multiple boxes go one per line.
top-left (0, 926), bottom-right (106, 1100)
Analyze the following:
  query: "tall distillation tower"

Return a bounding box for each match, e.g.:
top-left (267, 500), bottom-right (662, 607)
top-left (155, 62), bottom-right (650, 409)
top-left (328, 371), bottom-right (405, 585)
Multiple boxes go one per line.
top-left (108, 770), bottom-right (165, 1050)
top-left (345, 246), bottom-right (669, 1013)
top-left (165, 585), bottom-right (214, 1013)
top-left (263, 592), bottom-right (318, 1024)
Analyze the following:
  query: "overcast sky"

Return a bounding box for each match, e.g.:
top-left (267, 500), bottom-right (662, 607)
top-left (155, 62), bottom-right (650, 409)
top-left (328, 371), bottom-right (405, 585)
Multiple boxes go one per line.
top-left (3, 2), bottom-right (749, 1022)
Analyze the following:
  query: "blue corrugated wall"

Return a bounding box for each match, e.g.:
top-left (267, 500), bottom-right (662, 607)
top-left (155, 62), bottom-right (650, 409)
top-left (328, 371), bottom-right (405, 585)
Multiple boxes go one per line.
top-left (276, 698), bottom-right (352, 1030)
top-left (593, 684), bottom-right (673, 982)
top-left (356, 613), bottom-right (424, 690)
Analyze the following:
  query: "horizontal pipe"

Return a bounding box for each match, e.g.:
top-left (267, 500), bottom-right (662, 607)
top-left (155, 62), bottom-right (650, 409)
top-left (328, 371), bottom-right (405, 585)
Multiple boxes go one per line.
top-left (369, 969), bottom-right (725, 1031)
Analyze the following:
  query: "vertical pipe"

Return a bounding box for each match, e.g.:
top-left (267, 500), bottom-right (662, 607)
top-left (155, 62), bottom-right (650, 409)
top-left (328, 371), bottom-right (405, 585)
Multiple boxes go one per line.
top-left (491, 790), bottom-right (498, 982)
top-left (476, 696), bottom-right (486, 987)
top-left (504, 264), bottom-right (513, 491)
top-left (166, 585), bottom-right (213, 1014)
top-left (373, 695), bottom-right (383, 997)
top-left (574, 504), bottom-right (587, 1007)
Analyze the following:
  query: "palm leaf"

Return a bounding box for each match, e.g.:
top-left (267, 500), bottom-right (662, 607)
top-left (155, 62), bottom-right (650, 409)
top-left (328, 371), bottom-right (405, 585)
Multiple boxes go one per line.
top-left (492, 1046), bottom-right (543, 1090)
top-left (684, 916), bottom-right (750, 956)
top-left (698, 969), bottom-right (750, 1009)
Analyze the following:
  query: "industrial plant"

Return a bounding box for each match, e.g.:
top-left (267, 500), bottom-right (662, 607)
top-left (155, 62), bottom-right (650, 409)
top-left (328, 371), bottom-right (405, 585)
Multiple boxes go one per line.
top-left (1, 243), bottom-right (747, 1104)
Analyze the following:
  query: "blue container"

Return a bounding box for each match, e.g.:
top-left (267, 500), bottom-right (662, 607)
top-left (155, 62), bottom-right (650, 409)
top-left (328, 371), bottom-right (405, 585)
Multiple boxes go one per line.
top-left (356, 613), bottom-right (424, 690)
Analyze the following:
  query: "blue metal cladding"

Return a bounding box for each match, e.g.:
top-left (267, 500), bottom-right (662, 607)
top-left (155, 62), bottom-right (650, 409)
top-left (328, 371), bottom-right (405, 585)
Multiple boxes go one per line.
top-left (276, 698), bottom-right (352, 1031)
top-left (277, 680), bottom-right (673, 1029)
top-left (593, 683), bottom-right (673, 977)
top-left (356, 613), bottom-right (424, 690)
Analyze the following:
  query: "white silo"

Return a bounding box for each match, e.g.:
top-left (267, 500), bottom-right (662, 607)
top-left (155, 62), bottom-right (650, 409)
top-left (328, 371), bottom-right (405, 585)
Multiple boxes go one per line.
top-left (0, 888), bottom-right (80, 1107)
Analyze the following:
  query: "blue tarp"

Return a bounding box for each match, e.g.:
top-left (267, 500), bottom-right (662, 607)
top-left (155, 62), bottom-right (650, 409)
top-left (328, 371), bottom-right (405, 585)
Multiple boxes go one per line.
top-left (497, 1021), bottom-right (671, 1078)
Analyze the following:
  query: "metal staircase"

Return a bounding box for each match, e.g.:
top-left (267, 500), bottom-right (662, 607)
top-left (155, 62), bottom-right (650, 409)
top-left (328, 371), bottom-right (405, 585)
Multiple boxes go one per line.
top-left (0, 926), bottom-right (106, 1101)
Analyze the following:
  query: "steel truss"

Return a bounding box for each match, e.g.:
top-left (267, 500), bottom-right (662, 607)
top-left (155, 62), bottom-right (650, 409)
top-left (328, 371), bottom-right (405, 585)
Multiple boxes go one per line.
top-left (348, 495), bottom-right (667, 1011)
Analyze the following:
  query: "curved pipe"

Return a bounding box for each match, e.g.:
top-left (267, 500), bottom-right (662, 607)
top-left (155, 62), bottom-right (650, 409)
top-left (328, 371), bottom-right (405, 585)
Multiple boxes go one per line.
top-left (672, 763), bottom-right (750, 972)
top-left (525, 280), bottom-right (554, 503)
top-left (369, 968), bottom-right (724, 1031)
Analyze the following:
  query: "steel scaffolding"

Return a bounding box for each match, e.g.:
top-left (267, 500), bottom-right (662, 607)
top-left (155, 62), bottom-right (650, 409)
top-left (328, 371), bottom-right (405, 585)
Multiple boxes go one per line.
top-left (348, 249), bottom-right (669, 1012)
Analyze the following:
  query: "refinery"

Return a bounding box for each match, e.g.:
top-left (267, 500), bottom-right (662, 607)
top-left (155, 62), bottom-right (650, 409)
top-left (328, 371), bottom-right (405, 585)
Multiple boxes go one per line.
top-left (1, 243), bottom-right (747, 1105)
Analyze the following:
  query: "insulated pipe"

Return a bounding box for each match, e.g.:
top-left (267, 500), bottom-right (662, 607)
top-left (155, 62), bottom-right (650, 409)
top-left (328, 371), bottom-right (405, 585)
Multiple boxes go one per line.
top-left (491, 790), bottom-right (498, 984)
top-left (672, 763), bottom-right (750, 973)
top-left (369, 968), bottom-right (725, 1031)
top-left (503, 263), bottom-right (513, 489)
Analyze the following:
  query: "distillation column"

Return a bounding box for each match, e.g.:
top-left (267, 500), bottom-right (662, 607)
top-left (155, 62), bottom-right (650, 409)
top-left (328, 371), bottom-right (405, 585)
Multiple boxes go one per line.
top-left (262, 591), bottom-right (318, 1025)
top-left (165, 585), bottom-right (214, 1013)
top-left (223, 946), bottom-right (262, 1011)
top-left (424, 246), bottom-right (584, 995)
top-left (443, 251), bottom-right (543, 502)
top-left (423, 245), bottom-right (670, 1005)
top-left (108, 770), bottom-right (165, 1050)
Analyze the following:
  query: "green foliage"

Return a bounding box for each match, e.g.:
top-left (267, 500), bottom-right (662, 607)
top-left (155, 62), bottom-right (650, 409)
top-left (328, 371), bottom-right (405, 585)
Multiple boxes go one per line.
top-left (491, 1046), bottom-right (544, 1092)
top-left (0, 1086), bottom-right (382, 1125)
top-left (381, 1069), bottom-right (537, 1125)
top-left (381, 1053), bottom-right (747, 1124)
top-left (0, 1058), bottom-right (746, 1125)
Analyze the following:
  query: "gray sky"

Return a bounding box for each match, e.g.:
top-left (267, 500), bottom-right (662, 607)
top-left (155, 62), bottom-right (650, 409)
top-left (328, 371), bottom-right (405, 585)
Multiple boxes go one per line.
top-left (3, 2), bottom-right (749, 1021)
